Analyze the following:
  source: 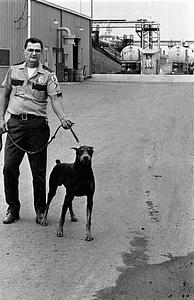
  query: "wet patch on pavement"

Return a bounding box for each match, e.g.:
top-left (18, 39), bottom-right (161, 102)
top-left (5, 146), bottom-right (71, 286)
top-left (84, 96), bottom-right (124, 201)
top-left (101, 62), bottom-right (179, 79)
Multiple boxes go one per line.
top-left (145, 190), bottom-right (160, 222)
top-left (93, 234), bottom-right (194, 300)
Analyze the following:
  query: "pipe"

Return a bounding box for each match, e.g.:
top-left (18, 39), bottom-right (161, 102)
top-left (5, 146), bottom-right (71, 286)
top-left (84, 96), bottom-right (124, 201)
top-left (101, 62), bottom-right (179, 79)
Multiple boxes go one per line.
top-left (57, 27), bottom-right (74, 49)
top-left (57, 27), bottom-right (71, 35)
top-left (27, 0), bottom-right (31, 38)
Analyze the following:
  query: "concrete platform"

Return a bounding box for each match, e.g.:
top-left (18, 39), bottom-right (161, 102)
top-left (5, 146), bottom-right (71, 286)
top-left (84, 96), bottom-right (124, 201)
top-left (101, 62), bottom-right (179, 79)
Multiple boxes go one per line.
top-left (89, 73), bottom-right (194, 82)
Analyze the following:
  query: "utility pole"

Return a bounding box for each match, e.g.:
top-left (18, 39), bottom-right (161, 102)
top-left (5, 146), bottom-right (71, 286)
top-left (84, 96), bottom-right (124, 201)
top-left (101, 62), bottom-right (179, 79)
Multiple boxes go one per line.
top-left (91, 0), bottom-right (93, 19)
top-left (27, 0), bottom-right (31, 38)
top-left (80, 0), bottom-right (81, 13)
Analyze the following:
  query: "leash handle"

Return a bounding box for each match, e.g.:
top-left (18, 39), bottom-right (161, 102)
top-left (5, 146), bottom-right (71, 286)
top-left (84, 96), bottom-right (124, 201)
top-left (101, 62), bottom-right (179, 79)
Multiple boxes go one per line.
top-left (70, 127), bottom-right (82, 146)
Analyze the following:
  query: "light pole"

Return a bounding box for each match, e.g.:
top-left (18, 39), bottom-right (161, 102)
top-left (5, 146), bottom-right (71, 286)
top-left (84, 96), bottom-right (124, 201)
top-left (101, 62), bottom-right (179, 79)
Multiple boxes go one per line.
top-left (80, 0), bottom-right (82, 13)
top-left (90, 0), bottom-right (93, 77)
top-left (27, 0), bottom-right (31, 38)
top-left (91, 0), bottom-right (93, 19)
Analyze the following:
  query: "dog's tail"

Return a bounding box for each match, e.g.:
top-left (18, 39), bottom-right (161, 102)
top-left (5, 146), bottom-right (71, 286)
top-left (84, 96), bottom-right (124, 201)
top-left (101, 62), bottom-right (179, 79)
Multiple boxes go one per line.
top-left (56, 159), bottom-right (61, 165)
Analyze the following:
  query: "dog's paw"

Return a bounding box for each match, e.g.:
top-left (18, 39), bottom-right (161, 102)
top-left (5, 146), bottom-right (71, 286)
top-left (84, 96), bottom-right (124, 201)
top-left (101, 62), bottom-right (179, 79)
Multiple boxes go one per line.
top-left (40, 218), bottom-right (48, 226)
top-left (85, 234), bottom-right (94, 241)
top-left (56, 228), bottom-right (63, 237)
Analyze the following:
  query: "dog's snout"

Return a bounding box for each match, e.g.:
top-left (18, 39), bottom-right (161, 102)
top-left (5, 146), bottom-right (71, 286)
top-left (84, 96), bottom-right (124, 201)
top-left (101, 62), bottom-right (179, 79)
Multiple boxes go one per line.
top-left (83, 155), bottom-right (90, 161)
top-left (80, 154), bottom-right (91, 164)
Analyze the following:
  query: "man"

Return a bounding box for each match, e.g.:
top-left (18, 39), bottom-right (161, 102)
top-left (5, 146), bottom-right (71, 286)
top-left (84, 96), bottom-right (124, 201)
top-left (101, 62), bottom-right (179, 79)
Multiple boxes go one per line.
top-left (145, 55), bottom-right (152, 68)
top-left (0, 37), bottom-right (73, 224)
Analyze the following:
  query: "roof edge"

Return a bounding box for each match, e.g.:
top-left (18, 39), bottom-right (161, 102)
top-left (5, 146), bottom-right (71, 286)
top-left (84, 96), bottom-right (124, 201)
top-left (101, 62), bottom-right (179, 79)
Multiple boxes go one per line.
top-left (33, 0), bottom-right (91, 20)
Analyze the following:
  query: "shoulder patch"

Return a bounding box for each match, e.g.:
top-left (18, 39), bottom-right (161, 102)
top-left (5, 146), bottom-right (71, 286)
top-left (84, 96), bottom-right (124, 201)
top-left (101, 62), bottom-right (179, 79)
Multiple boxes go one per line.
top-left (43, 65), bottom-right (53, 73)
top-left (50, 73), bottom-right (59, 85)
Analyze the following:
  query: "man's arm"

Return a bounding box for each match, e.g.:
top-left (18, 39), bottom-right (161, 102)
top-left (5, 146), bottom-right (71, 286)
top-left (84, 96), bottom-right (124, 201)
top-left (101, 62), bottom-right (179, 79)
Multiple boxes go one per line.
top-left (50, 94), bottom-right (73, 129)
top-left (0, 86), bottom-right (11, 133)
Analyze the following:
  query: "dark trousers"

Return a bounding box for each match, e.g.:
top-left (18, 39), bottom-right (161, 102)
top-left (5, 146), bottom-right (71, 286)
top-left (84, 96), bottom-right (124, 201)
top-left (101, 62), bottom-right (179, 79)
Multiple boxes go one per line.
top-left (3, 117), bottom-right (50, 216)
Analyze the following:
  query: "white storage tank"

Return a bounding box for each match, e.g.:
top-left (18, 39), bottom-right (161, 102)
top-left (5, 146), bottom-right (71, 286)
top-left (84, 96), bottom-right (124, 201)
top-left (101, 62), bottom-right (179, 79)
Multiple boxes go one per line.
top-left (168, 45), bottom-right (187, 63)
top-left (121, 45), bottom-right (141, 61)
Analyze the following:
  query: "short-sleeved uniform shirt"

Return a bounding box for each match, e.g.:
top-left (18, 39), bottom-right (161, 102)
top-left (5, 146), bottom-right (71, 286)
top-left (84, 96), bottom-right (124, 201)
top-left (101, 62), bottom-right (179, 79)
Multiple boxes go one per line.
top-left (2, 62), bottom-right (62, 117)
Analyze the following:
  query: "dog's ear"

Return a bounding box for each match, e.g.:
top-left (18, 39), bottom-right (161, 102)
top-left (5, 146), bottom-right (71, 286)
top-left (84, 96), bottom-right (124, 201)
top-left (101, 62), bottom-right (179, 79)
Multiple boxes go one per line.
top-left (71, 147), bottom-right (78, 151)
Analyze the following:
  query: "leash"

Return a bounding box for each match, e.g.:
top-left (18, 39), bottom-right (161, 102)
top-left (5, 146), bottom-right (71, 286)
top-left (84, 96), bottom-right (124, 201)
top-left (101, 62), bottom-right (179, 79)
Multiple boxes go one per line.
top-left (6, 124), bottom-right (63, 155)
top-left (4, 124), bottom-right (82, 155)
top-left (69, 127), bottom-right (82, 147)
top-left (0, 135), bottom-right (2, 152)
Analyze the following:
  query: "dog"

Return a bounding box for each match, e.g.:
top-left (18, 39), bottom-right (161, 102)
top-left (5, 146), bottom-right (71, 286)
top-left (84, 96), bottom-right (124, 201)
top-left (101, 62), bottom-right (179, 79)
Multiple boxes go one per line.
top-left (41, 145), bottom-right (95, 241)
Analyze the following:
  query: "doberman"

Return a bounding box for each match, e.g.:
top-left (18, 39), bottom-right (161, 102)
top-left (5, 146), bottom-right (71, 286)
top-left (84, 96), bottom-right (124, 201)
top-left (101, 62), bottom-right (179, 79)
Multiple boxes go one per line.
top-left (41, 145), bottom-right (95, 241)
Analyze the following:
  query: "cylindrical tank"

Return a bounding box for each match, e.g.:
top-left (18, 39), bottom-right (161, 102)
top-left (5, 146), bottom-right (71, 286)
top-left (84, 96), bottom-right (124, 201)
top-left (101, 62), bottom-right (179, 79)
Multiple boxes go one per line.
top-left (187, 48), bottom-right (194, 64)
top-left (189, 43), bottom-right (194, 51)
top-left (168, 45), bottom-right (187, 63)
top-left (121, 45), bottom-right (141, 61)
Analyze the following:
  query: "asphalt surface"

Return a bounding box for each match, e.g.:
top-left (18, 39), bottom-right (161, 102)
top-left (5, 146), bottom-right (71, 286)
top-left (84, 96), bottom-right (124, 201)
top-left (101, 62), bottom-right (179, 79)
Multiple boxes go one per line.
top-left (0, 75), bottom-right (194, 300)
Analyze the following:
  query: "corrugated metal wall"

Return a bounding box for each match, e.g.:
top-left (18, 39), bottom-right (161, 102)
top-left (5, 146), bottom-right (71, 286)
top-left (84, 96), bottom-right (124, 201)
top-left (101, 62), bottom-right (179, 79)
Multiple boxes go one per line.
top-left (31, 1), bottom-right (60, 49)
top-left (0, 0), bottom-right (91, 83)
top-left (0, 0), bottom-right (27, 82)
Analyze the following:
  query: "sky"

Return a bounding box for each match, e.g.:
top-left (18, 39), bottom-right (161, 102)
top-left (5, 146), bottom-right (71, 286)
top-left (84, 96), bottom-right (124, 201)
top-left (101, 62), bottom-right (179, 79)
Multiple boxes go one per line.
top-left (48, 0), bottom-right (194, 41)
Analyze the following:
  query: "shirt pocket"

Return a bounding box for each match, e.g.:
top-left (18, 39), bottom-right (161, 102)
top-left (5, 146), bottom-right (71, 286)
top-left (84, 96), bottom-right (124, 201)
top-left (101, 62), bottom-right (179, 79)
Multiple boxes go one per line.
top-left (32, 83), bottom-right (47, 101)
top-left (11, 79), bottom-right (25, 95)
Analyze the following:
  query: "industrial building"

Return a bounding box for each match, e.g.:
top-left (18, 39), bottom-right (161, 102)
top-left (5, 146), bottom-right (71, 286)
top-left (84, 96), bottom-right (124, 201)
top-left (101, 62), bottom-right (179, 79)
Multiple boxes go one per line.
top-left (0, 0), bottom-right (92, 83)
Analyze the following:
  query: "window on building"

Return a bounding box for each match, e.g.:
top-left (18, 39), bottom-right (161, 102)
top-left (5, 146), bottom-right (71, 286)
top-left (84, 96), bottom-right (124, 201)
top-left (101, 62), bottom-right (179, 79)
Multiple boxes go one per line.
top-left (0, 49), bottom-right (10, 66)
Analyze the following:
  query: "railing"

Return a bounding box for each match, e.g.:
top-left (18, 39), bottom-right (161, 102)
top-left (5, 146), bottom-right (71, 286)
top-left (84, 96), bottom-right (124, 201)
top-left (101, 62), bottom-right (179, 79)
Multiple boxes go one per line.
top-left (93, 43), bottom-right (121, 64)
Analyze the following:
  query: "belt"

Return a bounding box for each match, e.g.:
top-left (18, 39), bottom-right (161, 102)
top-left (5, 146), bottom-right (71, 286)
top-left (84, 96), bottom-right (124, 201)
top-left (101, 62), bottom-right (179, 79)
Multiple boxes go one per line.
top-left (10, 114), bottom-right (45, 120)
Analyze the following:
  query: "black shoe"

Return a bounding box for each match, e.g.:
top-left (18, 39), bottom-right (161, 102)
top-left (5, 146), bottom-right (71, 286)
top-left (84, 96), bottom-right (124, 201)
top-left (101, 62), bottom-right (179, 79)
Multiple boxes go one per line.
top-left (36, 213), bottom-right (44, 224)
top-left (3, 212), bottom-right (20, 224)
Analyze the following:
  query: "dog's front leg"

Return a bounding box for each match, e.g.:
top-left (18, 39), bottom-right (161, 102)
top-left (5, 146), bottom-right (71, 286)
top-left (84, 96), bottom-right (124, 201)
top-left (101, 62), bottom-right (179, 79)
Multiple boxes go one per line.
top-left (69, 202), bottom-right (78, 222)
top-left (85, 195), bottom-right (94, 241)
top-left (56, 195), bottom-right (73, 237)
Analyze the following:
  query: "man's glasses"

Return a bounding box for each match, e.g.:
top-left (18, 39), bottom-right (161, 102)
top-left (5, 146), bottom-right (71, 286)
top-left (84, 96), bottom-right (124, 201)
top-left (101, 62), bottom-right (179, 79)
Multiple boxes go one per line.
top-left (26, 49), bottom-right (42, 54)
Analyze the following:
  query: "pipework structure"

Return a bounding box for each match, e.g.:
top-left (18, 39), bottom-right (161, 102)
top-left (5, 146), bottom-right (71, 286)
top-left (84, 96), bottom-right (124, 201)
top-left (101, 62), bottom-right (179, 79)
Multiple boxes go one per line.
top-left (92, 19), bottom-right (160, 50)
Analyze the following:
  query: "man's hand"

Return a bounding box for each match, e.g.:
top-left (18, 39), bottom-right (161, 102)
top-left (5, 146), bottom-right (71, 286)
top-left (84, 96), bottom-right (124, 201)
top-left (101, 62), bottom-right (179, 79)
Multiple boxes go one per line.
top-left (0, 119), bottom-right (7, 135)
top-left (50, 95), bottom-right (74, 129)
top-left (60, 116), bottom-right (74, 130)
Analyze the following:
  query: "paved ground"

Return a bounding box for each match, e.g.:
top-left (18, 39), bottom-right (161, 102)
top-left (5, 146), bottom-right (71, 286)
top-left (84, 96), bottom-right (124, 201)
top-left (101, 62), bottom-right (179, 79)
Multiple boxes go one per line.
top-left (0, 75), bottom-right (194, 299)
